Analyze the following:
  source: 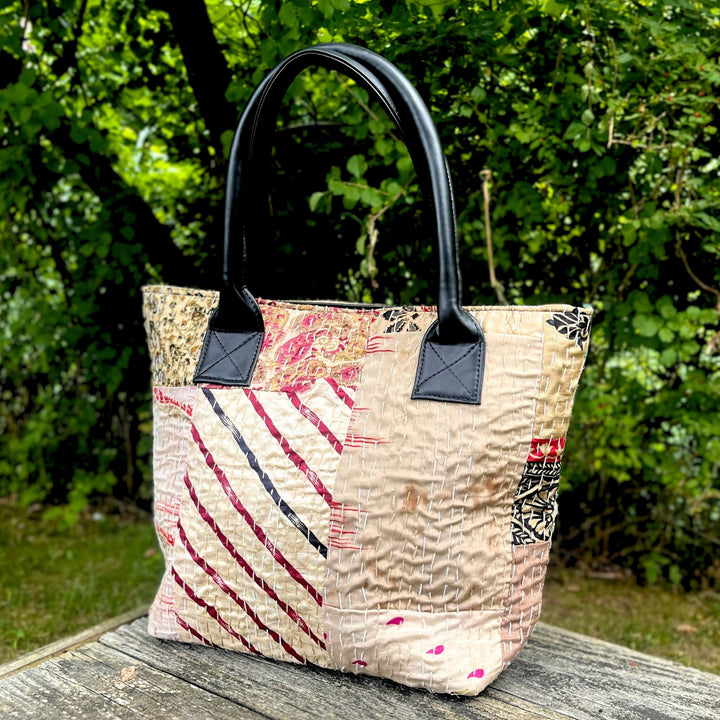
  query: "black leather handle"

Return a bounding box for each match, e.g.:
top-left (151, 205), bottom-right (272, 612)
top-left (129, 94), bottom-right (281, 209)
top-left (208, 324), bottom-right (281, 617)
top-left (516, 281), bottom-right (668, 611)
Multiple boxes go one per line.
top-left (228, 44), bottom-right (477, 340)
top-left (194, 43), bottom-right (486, 404)
top-left (215, 47), bottom-right (403, 334)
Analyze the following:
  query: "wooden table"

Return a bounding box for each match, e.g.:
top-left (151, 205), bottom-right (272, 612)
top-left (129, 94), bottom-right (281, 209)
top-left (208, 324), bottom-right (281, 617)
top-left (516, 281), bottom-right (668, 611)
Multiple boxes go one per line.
top-left (1, 610), bottom-right (718, 719)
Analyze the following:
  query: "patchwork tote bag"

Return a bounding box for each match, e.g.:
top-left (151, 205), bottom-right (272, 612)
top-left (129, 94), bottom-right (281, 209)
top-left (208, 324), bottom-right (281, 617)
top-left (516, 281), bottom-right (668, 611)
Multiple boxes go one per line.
top-left (142, 42), bottom-right (592, 695)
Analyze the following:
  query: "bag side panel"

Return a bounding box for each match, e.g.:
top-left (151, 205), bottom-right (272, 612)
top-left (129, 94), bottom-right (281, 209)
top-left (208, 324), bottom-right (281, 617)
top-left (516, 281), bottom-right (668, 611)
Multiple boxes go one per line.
top-left (147, 386), bottom-right (197, 640)
top-left (143, 288), bottom-right (379, 666)
top-left (173, 384), bottom-right (351, 665)
top-left (501, 307), bottom-right (592, 666)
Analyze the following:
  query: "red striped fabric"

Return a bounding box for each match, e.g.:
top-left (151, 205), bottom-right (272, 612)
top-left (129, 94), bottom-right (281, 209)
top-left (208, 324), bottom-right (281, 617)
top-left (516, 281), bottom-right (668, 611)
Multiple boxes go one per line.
top-left (177, 521), bottom-right (306, 663)
top-left (183, 471), bottom-right (326, 649)
top-left (244, 389), bottom-right (334, 507)
top-left (172, 567), bottom-right (258, 654)
top-left (190, 423), bottom-right (324, 606)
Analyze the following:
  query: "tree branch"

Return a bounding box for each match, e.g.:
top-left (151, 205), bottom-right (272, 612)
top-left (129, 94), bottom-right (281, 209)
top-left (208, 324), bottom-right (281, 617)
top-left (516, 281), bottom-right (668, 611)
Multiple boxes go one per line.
top-left (161, 0), bottom-right (239, 159)
top-left (481, 169), bottom-right (508, 305)
top-left (52, 133), bottom-right (196, 286)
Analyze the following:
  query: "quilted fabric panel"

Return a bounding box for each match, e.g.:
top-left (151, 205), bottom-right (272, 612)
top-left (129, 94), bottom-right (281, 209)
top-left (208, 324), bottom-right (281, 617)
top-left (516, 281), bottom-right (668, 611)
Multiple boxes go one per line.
top-left (323, 322), bottom-right (545, 692)
top-left (171, 383), bottom-right (354, 666)
top-left (500, 540), bottom-right (551, 667)
top-left (323, 607), bottom-right (504, 695)
top-left (147, 386), bottom-right (197, 641)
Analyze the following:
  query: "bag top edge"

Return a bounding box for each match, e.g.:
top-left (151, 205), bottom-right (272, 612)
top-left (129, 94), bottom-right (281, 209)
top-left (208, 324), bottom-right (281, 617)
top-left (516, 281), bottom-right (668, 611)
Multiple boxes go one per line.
top-left (141, 285), bottom-right (594, 315)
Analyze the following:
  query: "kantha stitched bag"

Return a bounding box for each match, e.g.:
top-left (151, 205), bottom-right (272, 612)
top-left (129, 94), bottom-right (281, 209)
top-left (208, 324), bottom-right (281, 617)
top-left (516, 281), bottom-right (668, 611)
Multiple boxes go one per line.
top-left (142, 43), bottom-right (592, 695)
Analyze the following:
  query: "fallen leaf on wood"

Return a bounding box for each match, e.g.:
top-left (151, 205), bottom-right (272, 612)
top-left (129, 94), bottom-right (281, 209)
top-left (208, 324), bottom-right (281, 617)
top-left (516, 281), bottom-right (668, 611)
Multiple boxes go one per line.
top-left (120, 665), bottom-right (137, 683)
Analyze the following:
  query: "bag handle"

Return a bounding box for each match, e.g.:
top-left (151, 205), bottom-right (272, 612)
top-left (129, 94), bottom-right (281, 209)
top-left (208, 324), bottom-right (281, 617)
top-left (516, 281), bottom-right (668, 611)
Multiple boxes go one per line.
top-left (241, 43), bottom-right (462, 312)
top-left (194, 44), bottom-right (486, 404)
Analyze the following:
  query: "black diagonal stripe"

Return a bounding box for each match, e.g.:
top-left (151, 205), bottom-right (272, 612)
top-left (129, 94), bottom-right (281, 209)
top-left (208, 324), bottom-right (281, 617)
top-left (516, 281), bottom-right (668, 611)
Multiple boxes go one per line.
top-left (201, 388), bottom-right (328, 559)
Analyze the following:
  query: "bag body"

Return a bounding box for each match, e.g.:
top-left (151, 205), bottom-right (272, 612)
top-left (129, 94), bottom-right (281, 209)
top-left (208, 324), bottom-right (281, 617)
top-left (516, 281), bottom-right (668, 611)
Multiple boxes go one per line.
top-left (143, 43), bottom-right (592, 695)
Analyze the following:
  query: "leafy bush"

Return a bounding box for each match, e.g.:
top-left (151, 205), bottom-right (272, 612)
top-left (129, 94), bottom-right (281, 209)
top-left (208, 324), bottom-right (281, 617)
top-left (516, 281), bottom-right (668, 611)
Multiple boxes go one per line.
top-left (1, 0), bottom-right (718, 585)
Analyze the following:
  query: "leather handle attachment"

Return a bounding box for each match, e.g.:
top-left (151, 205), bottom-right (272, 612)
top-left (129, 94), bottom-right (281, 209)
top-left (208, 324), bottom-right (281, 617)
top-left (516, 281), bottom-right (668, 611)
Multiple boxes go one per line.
top-left (193, 43), bottom-right (486, 404)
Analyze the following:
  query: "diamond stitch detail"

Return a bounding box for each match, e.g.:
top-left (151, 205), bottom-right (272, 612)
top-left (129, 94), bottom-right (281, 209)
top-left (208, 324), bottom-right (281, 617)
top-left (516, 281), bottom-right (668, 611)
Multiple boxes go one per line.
top-left (412, 337), bottom-right (485, 404)
top-left (193, 330), bottom-right (262, 385)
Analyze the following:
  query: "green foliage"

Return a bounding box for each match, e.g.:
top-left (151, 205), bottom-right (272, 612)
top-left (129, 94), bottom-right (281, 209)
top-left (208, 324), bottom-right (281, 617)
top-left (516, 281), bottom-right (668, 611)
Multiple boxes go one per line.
top-left (0, 0), bottom-right (718, 586)
top-left (0, 501), bottom-right (162, 662)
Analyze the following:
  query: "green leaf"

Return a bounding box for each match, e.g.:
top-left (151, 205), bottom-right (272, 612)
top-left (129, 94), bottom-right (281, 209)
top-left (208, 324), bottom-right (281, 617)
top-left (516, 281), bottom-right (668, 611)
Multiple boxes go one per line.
top-left (328, 177), bottom-right (345, 195)
top-left (317, 0), bottom-right (334, 18)
top-left (632, 314), bottom-right (660, 337)
top-left (360, 186), bottom-right (382, 209)
top-left (563, 120), bottom-right (587, 140)
top-left (396, 155), bottom-right (413, 179)
top-left (632, 293), bottom-right (653, 313)
top-left (346, 154), bottom-right (368, 178)
top-left (660, 347), bottom-right (677, 366)
top-left (278, 3), bottom-right (298, 27)
top-left (657, 297), bottom-right (677, 319)
top-left (309, 191), bottom-right (325, 211)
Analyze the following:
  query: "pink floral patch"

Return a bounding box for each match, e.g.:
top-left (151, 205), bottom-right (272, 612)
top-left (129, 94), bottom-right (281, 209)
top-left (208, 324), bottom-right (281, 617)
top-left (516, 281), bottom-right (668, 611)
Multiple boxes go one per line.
top-left (352, 660), bottom-right (367, 667)
top-left (250, 302), bottom-right (376, 393)
top-left (426, 645), bottom-right (445, 655)
top-left (467, 668), bottom-right (485, 679)
top-left (386, 617), bottom-right (404, 626)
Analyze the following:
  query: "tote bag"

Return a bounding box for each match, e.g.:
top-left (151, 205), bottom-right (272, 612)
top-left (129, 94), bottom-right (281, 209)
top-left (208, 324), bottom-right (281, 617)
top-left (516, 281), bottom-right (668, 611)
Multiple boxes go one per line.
top-left (142, 43), bottom-right (592, 695)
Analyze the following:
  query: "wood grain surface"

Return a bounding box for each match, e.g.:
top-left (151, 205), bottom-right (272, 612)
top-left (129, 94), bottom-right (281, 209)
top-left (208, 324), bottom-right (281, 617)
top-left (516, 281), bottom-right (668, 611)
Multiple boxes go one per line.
top-left (0, 617), bottom-right (718, 720)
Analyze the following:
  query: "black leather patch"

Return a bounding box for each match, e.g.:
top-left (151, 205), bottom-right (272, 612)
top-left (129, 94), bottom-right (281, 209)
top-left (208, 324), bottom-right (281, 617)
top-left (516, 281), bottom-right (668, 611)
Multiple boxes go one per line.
top-left (412, 329), bottom-right (486, 404)
top-left (193, 329), bottom-right (263, 386)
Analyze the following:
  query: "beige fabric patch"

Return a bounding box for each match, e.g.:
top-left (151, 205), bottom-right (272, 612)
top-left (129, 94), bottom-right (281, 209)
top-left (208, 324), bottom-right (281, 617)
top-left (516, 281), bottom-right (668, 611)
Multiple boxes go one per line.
top-left (500, 541), bottom-right (550, 667)
top-left (375, 303), bottom-right (592, 440)
top-left (534, 314), bottom-right (591, 438)
top-left (326, 329), bottom-right (543, 613)
top-left (323, 607), bottom-right (504, 694)
top-left (324, 324), bottom-right (544, 691)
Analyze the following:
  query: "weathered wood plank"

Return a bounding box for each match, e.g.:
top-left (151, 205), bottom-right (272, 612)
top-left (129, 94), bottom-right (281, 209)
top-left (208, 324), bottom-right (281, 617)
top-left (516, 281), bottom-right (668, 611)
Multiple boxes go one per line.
top-left (0, 641), bottom-right (266, 720)
top-left (100, 618), bottom-right (720, 720)
top-left (495, 623), bottom-right (720, 720)
top-left (0, 604), bottom-right (149, 680)
top-left (99, 620), bottom-right (571, 720)
top-left (1, 615), bottom-right (718, 720)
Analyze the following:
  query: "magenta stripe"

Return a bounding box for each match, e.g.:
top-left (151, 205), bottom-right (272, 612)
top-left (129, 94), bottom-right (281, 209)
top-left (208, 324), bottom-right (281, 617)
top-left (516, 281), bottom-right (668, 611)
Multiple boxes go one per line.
top-left (190, 424), bottom-right (323, 606)
top-left (172, 567), bottom-right (258, 654)
top-left (175, 612), bottom-right (213, 646)
top-left (244, 390), bottom-right (333, 506)
top-left (177, 522), bottom-right (305, 663)
top-left (325, 378), bottom-right (354, 409)
top-left (287, 392), bottom-right (344, 455)
top-left (183, 473), bottom-right (326, 648)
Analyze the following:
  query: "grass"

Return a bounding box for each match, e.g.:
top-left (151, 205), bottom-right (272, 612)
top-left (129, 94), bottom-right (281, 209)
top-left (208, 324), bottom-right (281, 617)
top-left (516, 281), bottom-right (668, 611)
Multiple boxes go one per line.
top-left (0, 499), bottom-right (163, 664)
top-left (1, 499), bottom-right (718, 676)
top-left (542, 564), bottom-right (720, 675)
